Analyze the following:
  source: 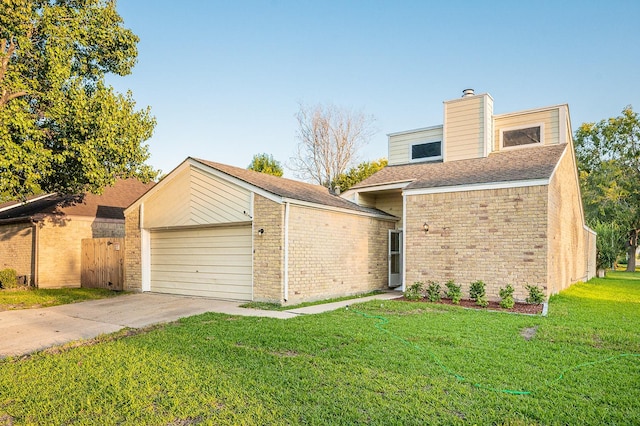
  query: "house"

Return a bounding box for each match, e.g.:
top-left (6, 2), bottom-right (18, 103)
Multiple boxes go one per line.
top-left (123, 90), bottom-right (595, 304)
top-left (123, 160), bottom-right (396, 303)
top-left (342, 89), bottom-right (596, 300)
top-left (0, 179), bottom-right (154, 288)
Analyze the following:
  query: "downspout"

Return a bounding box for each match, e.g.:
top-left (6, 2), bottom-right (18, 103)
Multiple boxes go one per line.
top-left (283, 201), bottom-right (290, 302)
top-left (32, 220), bottom-right (39, 287)
top-left (401, 192), bottom-right (407, 292)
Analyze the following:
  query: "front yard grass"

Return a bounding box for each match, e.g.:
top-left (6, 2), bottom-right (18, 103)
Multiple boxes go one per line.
top-left (0, 274), bottom-right (639, 424)
top-left (0, 288), bottom-right (123, 311)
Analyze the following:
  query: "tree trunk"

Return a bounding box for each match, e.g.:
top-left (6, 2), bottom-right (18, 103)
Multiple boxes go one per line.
top-left (626, 230), bottom-right (638, 272)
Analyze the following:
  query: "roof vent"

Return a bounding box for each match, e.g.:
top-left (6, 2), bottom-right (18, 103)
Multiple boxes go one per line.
top-left (462, 88), bottom-right (475, 97)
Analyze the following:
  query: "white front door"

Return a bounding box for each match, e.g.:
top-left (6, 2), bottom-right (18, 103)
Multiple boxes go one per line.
top-left (389, 230), bottom-right (402, 288)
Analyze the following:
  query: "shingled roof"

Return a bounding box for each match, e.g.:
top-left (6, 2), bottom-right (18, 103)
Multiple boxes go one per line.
top-left (352, 144), bottom-right (568, 191)
top-left (0, 179), bottom-right (155, 222)
top-left (192, 158), bottom-right (395, 218)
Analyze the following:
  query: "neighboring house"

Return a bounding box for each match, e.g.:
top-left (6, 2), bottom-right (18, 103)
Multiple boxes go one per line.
top-left (123, 160), bottom-right (396, 303)
top-left (342, 89), bottom-right (596, 300)
top-left (123, 90), bottom-right (595, 304)
top-left (0, 179), bottom-right (154, 288)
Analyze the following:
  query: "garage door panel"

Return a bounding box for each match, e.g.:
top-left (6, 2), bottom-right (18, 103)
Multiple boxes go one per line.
top-left (150, 269), bottom-right (251, 282)
top-left (152, 252), bottom-right (251, 264)
top-left (151, 247), bottom-right (251, 258)
top-left (150, 226), bottom-right (252, 300)
top-left (152, 235), bottom-right (251, 247)
top-left (152, 280), bottom-right (250, 293)
top-left (150, 285), bottom-right (249, 300)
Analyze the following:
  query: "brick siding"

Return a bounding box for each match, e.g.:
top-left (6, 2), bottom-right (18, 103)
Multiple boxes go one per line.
top-left (547, 150), bottom-right (595, 294)
top-left (124, 207), bottom-right (142, 291)
top-left (36, 216), bottom-right (124, 288)
top-left (252, 195), bottom-right (285, 302)
top-left (285, 204), bottom-right (395, 304)
top-left (0, 222), bottom-right (34, 284)
top-left (405, 186), bottom-right (548, 301)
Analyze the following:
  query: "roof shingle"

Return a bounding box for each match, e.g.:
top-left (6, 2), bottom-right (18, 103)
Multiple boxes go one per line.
top-left (0, 179), bottom-right (155, 221)
top-left (192, 158), bottom-right (395, 217)
top-left (352, 144), bottom-right (567, 191)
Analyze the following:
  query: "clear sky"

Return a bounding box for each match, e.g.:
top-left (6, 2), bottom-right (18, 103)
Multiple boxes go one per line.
top-left (108, 0), bottom-right (640, 178)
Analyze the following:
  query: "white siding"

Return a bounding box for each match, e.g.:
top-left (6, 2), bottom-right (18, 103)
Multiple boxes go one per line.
top-left (444, 94), bottom-right (493, 162)
top-left (150, 226), bottom-right (252, 300)
top-left (388, 126), bottom-right (443, 165)
top-left (374, 193), bottom-right (403, 228)
top-left (143, 166), bottom-right (252, 229)
top-left (494, 107), bottom-right (560, 151)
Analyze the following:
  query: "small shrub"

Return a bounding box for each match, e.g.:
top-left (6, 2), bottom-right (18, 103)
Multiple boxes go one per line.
top-left (525, 285), bottom-right (545, 305)
top-left (0, 268), bottom-right (18, 289)
top-left (476, 295), bottom-right (489, 308)
top-left (499, 284), bottom-right (515, 309)
top-left (425, 281), bottom-right (441, 302)
top-left (404, 281), bottom-right (424, 301)
top-left (444, 280), bottom-right (462, 304)
top-left (469, 280), bottom-right (486, 301)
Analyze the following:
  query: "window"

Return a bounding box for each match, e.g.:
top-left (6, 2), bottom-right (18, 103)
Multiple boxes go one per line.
top-left (501, 125), bottom-right (543, 149)
top-left (411, 141), bottom-right (442, 162)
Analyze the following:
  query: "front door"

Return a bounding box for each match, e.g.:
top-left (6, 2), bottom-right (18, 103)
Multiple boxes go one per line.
top-left (388, 230), bottom-right (402, 288)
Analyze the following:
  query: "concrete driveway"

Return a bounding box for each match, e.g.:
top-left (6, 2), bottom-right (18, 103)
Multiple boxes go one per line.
top-left (0, 292), bottom-right (399, 358)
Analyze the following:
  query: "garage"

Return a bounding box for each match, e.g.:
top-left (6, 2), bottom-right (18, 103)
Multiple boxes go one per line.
top-left (150, 225), bottom-right (252, 300)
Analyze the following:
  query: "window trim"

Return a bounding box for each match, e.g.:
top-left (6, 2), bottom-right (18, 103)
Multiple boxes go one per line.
top-left (408, 140), bottom-right (443, 163)
top-left (499, 122), bottom-right (545, 150)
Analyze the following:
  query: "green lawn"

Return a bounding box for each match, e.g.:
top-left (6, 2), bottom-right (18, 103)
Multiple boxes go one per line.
top-left (0, 288), bottom-right (123, 311)
top-left (1, 274), bottom-right (639, 425)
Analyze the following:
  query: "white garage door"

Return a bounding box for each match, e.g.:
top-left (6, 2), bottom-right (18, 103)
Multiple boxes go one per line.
top-left (150, 226), bottom-right (252, 300)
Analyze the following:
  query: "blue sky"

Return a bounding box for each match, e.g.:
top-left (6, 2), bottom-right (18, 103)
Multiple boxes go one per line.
top-left (108, 0), bottom-right (640, 177)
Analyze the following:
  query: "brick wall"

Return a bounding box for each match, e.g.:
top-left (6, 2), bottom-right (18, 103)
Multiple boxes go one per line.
top-left (0, 222), bottom-right (34, 284)
top-left (37, 217), bottom-right (124, 288)
top-left (547, 148), bottom-right (594, 294)
top-left (285, 205), bottom-right (395, 305)
top-left (405, 186), bottom-right (548, 301)
top-left (124, 206), bottom-right (142, 291)
top-left (252, 195), bottom-right (285, 302)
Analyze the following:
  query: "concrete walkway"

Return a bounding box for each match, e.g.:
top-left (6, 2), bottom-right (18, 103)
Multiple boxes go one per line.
top-left (0, 291), bottom-right (400, 358)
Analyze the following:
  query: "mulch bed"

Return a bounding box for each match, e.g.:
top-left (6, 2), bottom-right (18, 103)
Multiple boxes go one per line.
top-left (394, 297), bottom-right (544, 315)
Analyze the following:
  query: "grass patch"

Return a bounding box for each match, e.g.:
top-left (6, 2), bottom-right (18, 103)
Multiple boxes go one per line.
top-left (0, 275), bottom-right (639, 424)
top-left (240, 290), bottom-right (384, 311)
top-left (0, 288), bottom-right (123, 311)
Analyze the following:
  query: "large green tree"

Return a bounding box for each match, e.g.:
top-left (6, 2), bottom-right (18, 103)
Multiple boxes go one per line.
top-left (0, 0), bottom-right (157, 201)
top-left (331, 158), bottom-right (387, 192)
top-left (575, 106), bottom-right (640, 271)
top-left (247, 153), bottom-right (283, 177)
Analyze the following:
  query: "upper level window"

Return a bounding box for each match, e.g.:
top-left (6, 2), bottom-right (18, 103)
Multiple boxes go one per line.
top-left (411, 141), bottom-right (442, 162)
top-left (501, 124), bottom-right (544, 149)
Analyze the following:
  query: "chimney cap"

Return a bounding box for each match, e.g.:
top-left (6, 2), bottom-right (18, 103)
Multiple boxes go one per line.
top-left (462, 88), bottom-right (475, 97)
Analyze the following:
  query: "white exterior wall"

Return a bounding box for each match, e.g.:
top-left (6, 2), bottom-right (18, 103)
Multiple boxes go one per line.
top-left (143, 166), bottom-right (252, 229)
top-left (443, 93), bottom-right (493, 162)
top-left (388, 126), bottom-right (443, 166)
top-left (494, 107), bottom-right (561, 151)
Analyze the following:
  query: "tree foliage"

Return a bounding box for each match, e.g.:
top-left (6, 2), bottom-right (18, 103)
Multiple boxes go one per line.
top-left (331, 158), bottom-right (387, 192)
top-left (575, 106), bottom-right (640, 270)
top-left (0, 0), bottom-right (157, 201)
top-left (289, 102), bottom-right (376, 189)
top-left (247, 153), bottom-right (283, 177)
top-left (593, 221), bottom-right (626, 269)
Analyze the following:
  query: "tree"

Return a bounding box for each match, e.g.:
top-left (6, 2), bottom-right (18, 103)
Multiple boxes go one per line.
top-left (247, 153), bottom-right (283, 177)
top-left (593, 221), bottom-right (626, 270)
top-left (289, 102), bottom-right (376, 190)
top-left (575, 106), bottom-right (640, 271)
top-left (331, 158), bottom-right (387, 192)
top-left (0, 0), bottom-right (157, 201)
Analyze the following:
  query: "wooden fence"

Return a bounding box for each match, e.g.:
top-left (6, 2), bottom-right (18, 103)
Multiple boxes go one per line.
top-left (81, 238), bottom-right (124, 290)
